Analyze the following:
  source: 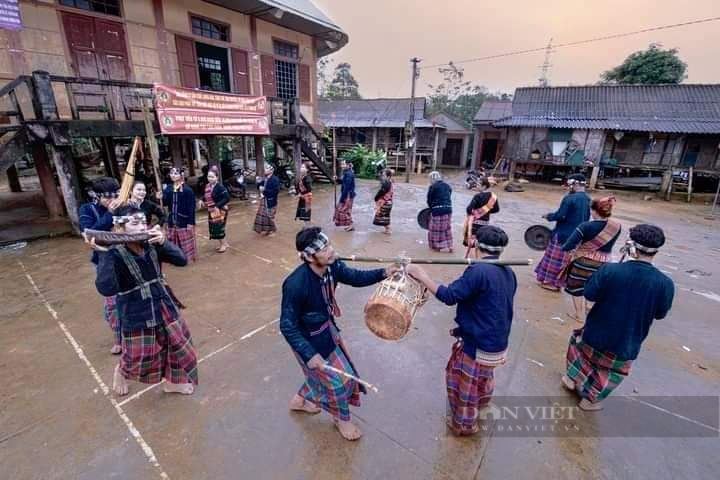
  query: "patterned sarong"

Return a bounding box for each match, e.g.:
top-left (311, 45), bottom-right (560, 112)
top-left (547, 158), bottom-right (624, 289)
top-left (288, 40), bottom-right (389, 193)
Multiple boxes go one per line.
top-left (295, 333), bottom-right (361, 421)
top-left (429, 213), bottom-right (453, 251)
top-left (535, 235), bottom-right (570, 288)
top-left (166, 225), bottom-right (198, 262)
top-left (446, 340), bottom-right (499, 436)
top-left (564, 255), bottom-right (609, 296)
top-left (121, 303), bottom-right (198, 385)
top-left (295, 194), bottom-right (312, 222)
top-left (104, 295), bottom-right (121, 347)
top-left (333, 198), bottom-right (354, 227)
top-left (253, 201), bottom-right (277, 234)
top-left (373, 201), bottom-right (393, 226)
top-left (205, 184), bottom-right (228, 240)
top-left (565, 329), bottom-right (632, 404)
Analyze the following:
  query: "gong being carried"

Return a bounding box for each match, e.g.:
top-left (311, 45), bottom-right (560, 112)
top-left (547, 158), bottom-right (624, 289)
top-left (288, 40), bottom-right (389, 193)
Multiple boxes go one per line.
top-left (524, 225), bottom-right (552, 251)
top-left (364, 269), bottom-right (428, 341)
top-left (417, 208), bottom-right (431, 230)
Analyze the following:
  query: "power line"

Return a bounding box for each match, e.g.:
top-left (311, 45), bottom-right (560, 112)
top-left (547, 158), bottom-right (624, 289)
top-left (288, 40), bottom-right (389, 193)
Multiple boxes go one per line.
top-left (420, 16), bottom-right (720, 70)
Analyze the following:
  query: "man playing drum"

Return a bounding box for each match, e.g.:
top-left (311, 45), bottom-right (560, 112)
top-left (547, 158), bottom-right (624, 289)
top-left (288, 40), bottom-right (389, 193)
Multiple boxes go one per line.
top-left (280, 227), bottom-right (399, 440)
top-left (407, 226), bottom-right (518, 436)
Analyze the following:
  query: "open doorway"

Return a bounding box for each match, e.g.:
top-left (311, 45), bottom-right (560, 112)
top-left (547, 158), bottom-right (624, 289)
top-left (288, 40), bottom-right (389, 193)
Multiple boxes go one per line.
top-left (481, 138), bottom-right (499, 167)
top-left (196, 42), bottom-right (230, 92)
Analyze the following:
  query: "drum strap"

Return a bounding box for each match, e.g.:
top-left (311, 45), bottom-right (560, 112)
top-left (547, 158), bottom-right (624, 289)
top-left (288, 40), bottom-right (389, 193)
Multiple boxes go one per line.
top-left (320, 267), bottom-right (342, 318)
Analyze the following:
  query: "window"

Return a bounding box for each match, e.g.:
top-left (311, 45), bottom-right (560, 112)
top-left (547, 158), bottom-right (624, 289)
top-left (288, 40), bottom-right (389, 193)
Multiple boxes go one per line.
top-left (548, 128), bottom-right (572, 156)
top-left (191, 16), bottom-right (229, 42)
top-left (275, 60), bottom-right (297, 100)
top-left (273, 40), bottom-right (299, 59)
top-left (60, 0), bottom-right (121, 16)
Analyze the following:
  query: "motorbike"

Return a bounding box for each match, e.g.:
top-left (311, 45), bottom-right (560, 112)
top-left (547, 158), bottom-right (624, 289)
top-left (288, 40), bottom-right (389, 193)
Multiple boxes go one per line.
top-left (224, 160), bottom-right (248, 200)
top-left (267, 159), bottom-right (296, 195)
top-left (465, 170), bottom-right (484, 189)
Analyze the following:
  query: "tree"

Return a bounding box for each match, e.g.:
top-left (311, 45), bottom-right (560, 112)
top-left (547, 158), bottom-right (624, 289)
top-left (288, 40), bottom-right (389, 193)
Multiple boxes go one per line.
top-left (601, 43), bottom-right (687, 84)
top-left (316, 57), bottom-right (334, 98)
top-left (325, 62), bottom-right (362, 99)
top-left (427, 62), bottom-right (509, 127)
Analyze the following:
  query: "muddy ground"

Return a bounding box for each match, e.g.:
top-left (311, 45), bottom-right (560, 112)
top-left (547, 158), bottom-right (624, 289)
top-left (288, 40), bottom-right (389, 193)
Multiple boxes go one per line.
top-left (1, 174), bottom-right (718, 479)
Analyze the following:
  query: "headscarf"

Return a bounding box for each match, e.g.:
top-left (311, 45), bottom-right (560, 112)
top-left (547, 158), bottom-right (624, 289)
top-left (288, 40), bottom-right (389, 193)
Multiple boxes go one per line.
top-left (88, 177), bottom-right (120, 203)
top-left (299, 232), bottom-right (330, 260)
top-left (428, 171), bottom-right (442, 184)
top-left (620, 224), bottom-right (665, 258)
top-left (592, 195), bottom-right (616, 217)
top-left (474, 225), bottom-right (509, 253)
top-left (567, 173), bottom-right (587, 187)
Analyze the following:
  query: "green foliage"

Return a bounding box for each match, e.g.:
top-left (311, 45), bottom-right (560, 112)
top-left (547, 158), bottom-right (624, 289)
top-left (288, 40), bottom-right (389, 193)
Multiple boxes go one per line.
top-left (340, 144), bottom-right (386, 179)
top-left (325, 62), bottom-right (362, 100)
top-left (601, 44), bottom-right (687, 84)
top-left (426, 61), bottom-right (510, 127)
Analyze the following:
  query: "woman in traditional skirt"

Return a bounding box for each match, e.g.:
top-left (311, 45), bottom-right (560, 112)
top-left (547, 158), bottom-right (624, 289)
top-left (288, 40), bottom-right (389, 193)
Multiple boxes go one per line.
top-left (253, 165), bottom-right (280, 236)
top-left (426, 171), bottom-right (453, 252)
top-left (295, 163), bottom-right (313, 224)
top-left (89, 207), bottom-right (198, 396)
top-left (535, 174), bottom-right (591, 291)
top-left (128, 181), bottom-right (166, 227)
top-left (199, 166), bottom-right (230, 253)
top-left (463, 176), bottom-right (499, 257)
top-left (333, 160), bottom-right (356, 231)
top-left (561, 196), bottom-right (621, 322)
top-left (373, 169), bottom-right (394, 234)
top-left (163, 167), bottom-right (198, 262)
top-left (79, 177), bottom-right (123, 354)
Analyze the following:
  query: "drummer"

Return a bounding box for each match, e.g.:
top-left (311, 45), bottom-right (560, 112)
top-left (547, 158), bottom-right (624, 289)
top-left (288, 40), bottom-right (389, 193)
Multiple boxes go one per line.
top-left (280, 226), bottom-right (399, 441)
top-left (407, 226), bottom-right (518, 436)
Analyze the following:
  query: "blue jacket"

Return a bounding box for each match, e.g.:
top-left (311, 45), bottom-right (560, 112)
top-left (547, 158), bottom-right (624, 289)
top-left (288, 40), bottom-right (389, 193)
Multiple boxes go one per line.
top-left (582, 261), bottom-right (674, 360)
top-left (260, 175), bottom-right (280, 209)
top-left (163, 183), bottom-right (196, 228)
top-left (427, 181), bottom-right (453, 216)
top-left (435, 257), bottom-right (518, 357)
top-left (280, 261), bottom-right (386, 362)
top-left (547, 191), bottom-right (591, 243)
top-left (562, 219), bottom-right (621, 253)
top-left (207, 183), bottom-right (230, 209)
top-left (79, 202), bottom-right (114, 264)
top-left (95, 241), bottom-right (187, 330)
top-left (339, 168), bottom-right (356, 203)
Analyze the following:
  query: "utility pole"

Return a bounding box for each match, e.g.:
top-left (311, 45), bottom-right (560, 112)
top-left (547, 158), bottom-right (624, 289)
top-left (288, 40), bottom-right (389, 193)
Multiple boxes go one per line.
top-left (538, 38), bottom-right (553, 87)
top-left (405, 57), bottom-right (421, 183)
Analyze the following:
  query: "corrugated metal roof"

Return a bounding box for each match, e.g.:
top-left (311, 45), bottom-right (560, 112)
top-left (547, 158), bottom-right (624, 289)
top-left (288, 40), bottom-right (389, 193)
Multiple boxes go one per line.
top-left (431, 112), bottom-right (471, 134)
top-left (473, 100), bottom-right (513, 124)
top-left (319, 98), bottom-right (440, 129)
top-left (494, 84), bottom-right (720, 134)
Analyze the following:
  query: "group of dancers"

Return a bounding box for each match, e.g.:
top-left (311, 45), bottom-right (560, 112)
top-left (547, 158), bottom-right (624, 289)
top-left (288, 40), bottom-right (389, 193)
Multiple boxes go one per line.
top-left (78, 163), bottom-right (675, 441)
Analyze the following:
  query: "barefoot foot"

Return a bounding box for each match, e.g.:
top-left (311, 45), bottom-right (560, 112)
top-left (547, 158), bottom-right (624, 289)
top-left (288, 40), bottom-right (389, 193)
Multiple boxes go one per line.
top-left (561, 375), bottom-right (575, 392)
top-left (163, 382), bottom-right (195, 395)
top-left (110, 344), bottom-right (122, 355)
top-left (289, 394), bottom-right (321, 414)
top-left (334, 419), bottom-right (363, 441)
top-left (578, 398), bottom-right (603, 411)
top-left (112, 364), bottom-right (129, 396)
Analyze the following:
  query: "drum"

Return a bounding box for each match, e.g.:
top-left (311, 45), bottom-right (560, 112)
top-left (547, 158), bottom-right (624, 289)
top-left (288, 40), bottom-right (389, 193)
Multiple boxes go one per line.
top-left (524, 225), bottom-right (552, 251)
top-left (364, 270), bottom-right (428, 340)
top-left (83, 229), bottom-right (150, 246)
top-left (417, 208), bottom-right (431, 230)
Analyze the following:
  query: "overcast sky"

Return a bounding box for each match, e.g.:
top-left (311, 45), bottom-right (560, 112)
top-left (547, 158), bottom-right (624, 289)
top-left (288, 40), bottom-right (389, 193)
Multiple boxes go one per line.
top-left (313, 0), bottom-right (720, 98)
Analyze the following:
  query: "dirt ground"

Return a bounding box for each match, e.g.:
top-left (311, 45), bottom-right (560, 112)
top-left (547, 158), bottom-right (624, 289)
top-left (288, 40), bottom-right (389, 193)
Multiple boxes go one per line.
top-left (1, 173), bottom-right (718, 480)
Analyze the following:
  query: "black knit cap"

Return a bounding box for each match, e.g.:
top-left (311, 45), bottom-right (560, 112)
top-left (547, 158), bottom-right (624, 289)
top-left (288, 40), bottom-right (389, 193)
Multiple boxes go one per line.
top-left (475, 225), bottom-right (509, 252)
top-left (629, 224), bottom-right (665, 251)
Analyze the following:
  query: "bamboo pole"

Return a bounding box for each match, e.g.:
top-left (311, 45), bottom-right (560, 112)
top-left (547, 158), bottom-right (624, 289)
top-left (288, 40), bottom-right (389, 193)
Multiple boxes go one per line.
top-left (338, 255), bottom-right (532, 266)
top-left (142, 98), bottom-right (164, 208)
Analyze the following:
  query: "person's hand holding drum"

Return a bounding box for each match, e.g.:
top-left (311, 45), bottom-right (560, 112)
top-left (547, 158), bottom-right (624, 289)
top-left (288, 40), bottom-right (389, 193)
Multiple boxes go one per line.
top-left (384, 263), bottom-right (402, 279)
top-left (147, 225), bottom-right (165, 245)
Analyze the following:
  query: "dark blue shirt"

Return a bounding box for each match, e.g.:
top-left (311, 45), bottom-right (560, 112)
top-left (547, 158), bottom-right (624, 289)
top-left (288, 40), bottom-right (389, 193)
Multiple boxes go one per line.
top-left (435, 257), bottom-right (518, 356)
top-left (162, 184), bottom-right (196, 228)
top-left (427, 181), bottom-right (453, 216)
top-left (339, 168), bottom-right (356, 203)
top-left (79, 202), bottom-right (114, 264)
top-left (547, 191), bottom-right (591, 243)
top-left (280, 261), bottom-right (386, 362)
top-left (562, 219), bottom-right (621, 253)
top-left (260, 175), bottom-right (280, 209)
top-left (208, 183), bottom-right (230, 209)
top-left (95, 241), bottom-right (188, 330)
top-left (466, 191), bottom-right (500, 221)
top-left (583, 261), bottom-right (675, 360)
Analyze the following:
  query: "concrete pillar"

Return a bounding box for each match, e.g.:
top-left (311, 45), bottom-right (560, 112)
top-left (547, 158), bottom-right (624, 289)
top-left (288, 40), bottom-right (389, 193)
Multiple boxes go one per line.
top-left (32, 143), bottom-right (64, 218)
top-left (6, 164), bottom-right (22, 192)
top-left (589, 164), bottom-right (601, 190)
top-left (169, 137), bottom-right (183, 168)
top-left (432, 129), bottom-right (439, 170)
top-left (255, 136), bottom-right (265, 176)
top-left (371, 128), bottom-right (378, 151)
top-left (241, 136), bottom-right (249, 170)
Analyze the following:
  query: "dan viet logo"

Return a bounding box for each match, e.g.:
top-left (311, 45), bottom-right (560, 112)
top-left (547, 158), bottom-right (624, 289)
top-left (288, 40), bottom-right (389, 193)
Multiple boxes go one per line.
top-left (477, 404), bottom-right (579, 421)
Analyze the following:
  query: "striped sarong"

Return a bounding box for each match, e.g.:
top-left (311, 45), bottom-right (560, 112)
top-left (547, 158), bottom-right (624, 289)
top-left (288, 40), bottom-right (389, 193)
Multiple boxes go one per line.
top-left (253, 201), bottom-right (277, 234)
top-left (373, 201), bottom-right (393, 226)
top-left (295, 334), bottom-right (361, 421)
top-left (166, 225), bottom-right (198, 262)
top-left (333, 198), bottom-right (354, 227)
top-left (446, 340), bottom-right (499, 436)
top-left (565, 329), bottom-right (632, 404)
top-left (428, 213), bottom-right (453, 251)
top-left (295, 194), bottom-right (312, 222)
top-left (104, 295), bottom-right (121, 348)
top-left (564, 255), bottom-right (608, 296)
top-left (121, 303), bottom-right (198, 386)
top-left (535, 235), bottom-right (570, 288)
